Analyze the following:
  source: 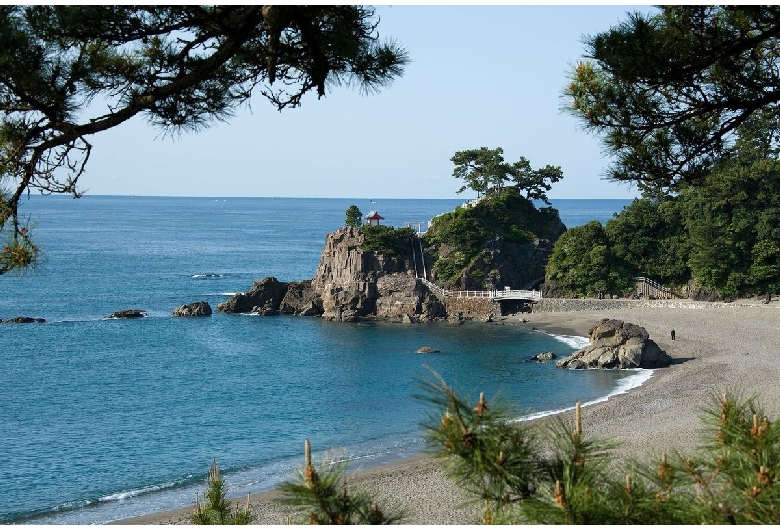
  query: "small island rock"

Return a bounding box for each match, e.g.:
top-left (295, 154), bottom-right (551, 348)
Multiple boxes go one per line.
top-left (217, 277), bottom-right (288, 315)
top-left (532, 351), bottom-right (557, 362)
top-left (416, 346), bottom-right (440, 354)
top-left (3, 316), bottom-right (46, 324)
top-left (172, 301), bottom-right (212, 317)
top-left (106, 309), bottom-right (147, 319)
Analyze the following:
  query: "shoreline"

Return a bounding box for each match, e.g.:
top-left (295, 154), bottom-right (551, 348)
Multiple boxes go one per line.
top-left (114, 299), bottom-right (780, 525)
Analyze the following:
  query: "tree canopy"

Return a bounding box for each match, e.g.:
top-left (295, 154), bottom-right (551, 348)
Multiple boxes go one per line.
top-left (344, 205), bottom-right (363, 228)
top-left (451, 147), bottom-right (563, 204)
top-left (545, 109), bottom-right (780, 300)
top-left (566, 6), bottom-right (780, 192)
top-left (0, 5), bottom-right (408, 274)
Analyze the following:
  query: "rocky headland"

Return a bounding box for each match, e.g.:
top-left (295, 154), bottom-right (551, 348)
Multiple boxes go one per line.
top-left (216, 225), bottom-right (551, 323)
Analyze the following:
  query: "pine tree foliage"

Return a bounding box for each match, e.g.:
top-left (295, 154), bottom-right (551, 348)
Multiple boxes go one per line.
top-left (192, 458), bottom-right (254, 524)
top-left (278, 439), bottom-right (405, 524)
top-left (566, 6), bottom-right (780, 191)
top-left (193, 384), bottom-right (780, 524)
top-left (344, 205), bottom-right (363, 228)
top-left (415, 370), bottom-right (540, 523)
top-left (0, 6), bottom-right (408, 274)
top-left (416, 371), bottom-right (780, 524)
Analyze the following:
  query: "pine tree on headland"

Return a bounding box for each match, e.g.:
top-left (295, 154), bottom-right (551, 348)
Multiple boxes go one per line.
top-left (345, 205), bottom-right (364, 229)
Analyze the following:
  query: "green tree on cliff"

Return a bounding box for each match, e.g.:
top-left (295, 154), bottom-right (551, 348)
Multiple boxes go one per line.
top-left (345, 205), bottom-right (363, 228)
top-left (0, 6), bottom-right (408, 274)
top-left (451, 147), bottom-right (563, 204)
top-left (451, 147), bottom-right (509, 197)
top-left (507, 157), bottom-right (563, 205)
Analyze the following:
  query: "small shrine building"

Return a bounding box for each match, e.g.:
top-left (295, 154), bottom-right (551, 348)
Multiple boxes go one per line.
top-left (365, 211), bottom-right (384, 226)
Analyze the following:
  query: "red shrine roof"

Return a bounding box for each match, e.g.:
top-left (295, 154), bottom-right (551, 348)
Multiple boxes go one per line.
top-left (365, 211), bottom-right (384, 220)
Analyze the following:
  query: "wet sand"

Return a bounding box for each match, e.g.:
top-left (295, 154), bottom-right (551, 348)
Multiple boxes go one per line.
top-left (115, 299), bottom-right (780, 525)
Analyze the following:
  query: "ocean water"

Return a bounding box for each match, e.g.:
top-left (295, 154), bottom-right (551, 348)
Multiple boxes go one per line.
top-left (0, 196), bottom-right (635, 524)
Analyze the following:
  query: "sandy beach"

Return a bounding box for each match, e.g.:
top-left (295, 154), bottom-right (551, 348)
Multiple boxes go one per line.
top-left (115, 298), bottom-right (780, 525)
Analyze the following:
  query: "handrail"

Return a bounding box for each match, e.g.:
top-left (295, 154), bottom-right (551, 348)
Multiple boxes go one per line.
top-left (631, 276), bottom-right (681, 300)
top-left (417, 278), bottom-right (542, 300)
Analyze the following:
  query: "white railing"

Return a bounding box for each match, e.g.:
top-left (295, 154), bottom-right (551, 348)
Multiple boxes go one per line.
top-left (631, 277), bottom-right (681, 300)
top-left (417, 278), bottom-right (542, 301)
top-left (493, 289), bottom-right (543, 301)
top-left (449, 290), bottom-right (493, 298)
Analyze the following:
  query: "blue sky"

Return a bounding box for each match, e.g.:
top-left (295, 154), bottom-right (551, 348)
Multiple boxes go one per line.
top-left (81, 5), bottom-right (656, 200)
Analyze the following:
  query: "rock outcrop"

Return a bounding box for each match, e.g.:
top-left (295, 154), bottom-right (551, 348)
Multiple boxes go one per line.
top-left (105, 309), bottom-right (147, 319)
top-left (217, 226), bottom-right (493, 323)
top-left (216, 277), bottom-right (288, 315)
top-left (172, 301), bottom-right (212, 317)
top-left (311, 226), bottom-right (409, 321)
top-left (532, 351), bottom-right (557, 362)
top-left (2, 316), bottom-right (46, 323)
top-left (556, 318), bottom-right (672, 369)
top-left (279, 281), bottom-right (322, 316)
top-left (217, 227), bottom-right (451, 323)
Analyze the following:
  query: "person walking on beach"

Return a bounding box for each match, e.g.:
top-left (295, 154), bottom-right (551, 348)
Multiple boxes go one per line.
top-left (671, 329), bottom-right (676, 341)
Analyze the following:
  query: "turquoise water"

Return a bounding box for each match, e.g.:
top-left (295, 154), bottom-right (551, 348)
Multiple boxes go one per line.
top-left (0, 196), bottom-right (634, 524)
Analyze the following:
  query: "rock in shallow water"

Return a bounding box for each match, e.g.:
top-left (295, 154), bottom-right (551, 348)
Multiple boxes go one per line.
top-left (172, 301), bottom-right (212, 317)
top-left (2, 316), bottom-right (46, 323)
top-left (106, 309), bottom-right (147, 319)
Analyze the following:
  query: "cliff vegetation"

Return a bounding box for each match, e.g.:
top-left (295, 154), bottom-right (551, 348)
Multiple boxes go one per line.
top-left (424, 187), bottom-right (565, 290)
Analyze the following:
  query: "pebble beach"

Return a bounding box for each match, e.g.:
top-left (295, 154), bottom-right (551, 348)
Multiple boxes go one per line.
top-left (115, 298), bottom-right (780, 525)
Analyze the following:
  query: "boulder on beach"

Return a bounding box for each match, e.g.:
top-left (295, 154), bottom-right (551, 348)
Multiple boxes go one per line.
top-left (556, 318), bottom-right (672, 370)
top-left (106, 309), bottom-right (147, 319)
top-left (172, 301), bottom-right (212, 317)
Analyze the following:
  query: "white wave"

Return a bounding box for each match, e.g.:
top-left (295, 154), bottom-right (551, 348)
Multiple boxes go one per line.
top-left (191, 273), bottom-right (224, 279)
top-left (517, 368), bottom-right (654, 423)
top-left (532, 328), bottom-right (589, 349)
top-left (99, 481), bottom-right (178, 503)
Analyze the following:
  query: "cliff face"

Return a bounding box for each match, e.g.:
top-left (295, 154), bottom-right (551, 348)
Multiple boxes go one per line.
top-left (218, 227), bottom-right (452, 323)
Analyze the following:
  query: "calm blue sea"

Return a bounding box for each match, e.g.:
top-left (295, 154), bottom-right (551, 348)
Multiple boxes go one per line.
top-left (0, 196), bottom-right (635, 524)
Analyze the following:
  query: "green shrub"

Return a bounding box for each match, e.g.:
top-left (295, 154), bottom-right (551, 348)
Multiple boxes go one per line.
top-left (360, 225), bottom-right (415, 257)
top-left (434, 251), bottom-right (471, 282)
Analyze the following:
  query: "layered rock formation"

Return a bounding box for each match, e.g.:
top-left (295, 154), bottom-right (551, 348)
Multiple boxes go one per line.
top-left (218, 227), bottom-right (449, 323)
top-left (217, 224), bottom-right (553, 323)
top-left (556, 318), bottom-right (672, 369)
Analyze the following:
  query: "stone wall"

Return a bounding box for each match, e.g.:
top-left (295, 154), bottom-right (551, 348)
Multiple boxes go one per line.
top-left (532, 298), bottom-right (753, 313)
top-left (443, 297), bottom-right (496, 320)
